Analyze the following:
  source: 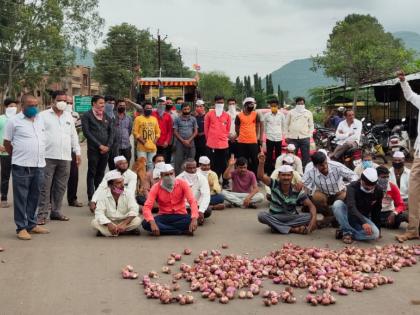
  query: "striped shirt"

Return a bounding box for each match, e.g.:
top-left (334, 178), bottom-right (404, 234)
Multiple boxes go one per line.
top-left (302, 160), bottom-right (358, 195)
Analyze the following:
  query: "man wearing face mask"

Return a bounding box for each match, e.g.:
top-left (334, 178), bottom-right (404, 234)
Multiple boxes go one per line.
top-left (227, 98), bottom-right (239, 157)
top-left (353, 151), bottom-right (379, 177)
top-left (263, 99), bottom-right (285, 175)
top-left (89, 156), bottom-right (137, 213)
top-left (104, 96), bottom-right (119, 170)
top-left (332, 168), bottom-right (382, 244)
top-left (81, 95), bottom-right (114, 203)
top-left (285, 97), bottom-right (314, 167)
top-left (177, 158), bottom-right (211, 225)
top-left (133, 102), bottom-right (161, 171)
top-left (114, 100), bottom-right (132, 165)
top-left (4, 94), bottom-right (49, 240)
top-left (91, 170), bottom-right (141, 237)
top-left (153, 97), bottom-right (173, 163)
top-left (0, 98), bottom-right (18, 208)
top-left (198, 156), bottom-right (225, 210)
top-left (36, 90), bottom-right (81, 225)
top-left (235, 97), bottom-right (261, 176)
top-left (173, 103), bottom-right (198, 175)
top-left (376, 166), bottom-right (407, 229)
top-left (389, 151), bottom-right (410, 204)
top-left (194, 100), bottom-right (207, 162)
top-left (204, 96), bottom-right (231, 181)
top-left (142, 164), bottom-right (199, 236)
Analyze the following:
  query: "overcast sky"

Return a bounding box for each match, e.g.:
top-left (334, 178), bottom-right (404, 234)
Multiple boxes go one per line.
top-left (97, 0), bottom-right (420, 79)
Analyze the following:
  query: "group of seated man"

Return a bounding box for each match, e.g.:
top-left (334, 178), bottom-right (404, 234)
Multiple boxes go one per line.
top-left (89, 145), bottom-right (410, 244)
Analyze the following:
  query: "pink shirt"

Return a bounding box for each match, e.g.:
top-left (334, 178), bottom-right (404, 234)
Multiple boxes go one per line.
top-left (142, 179), bottom-right (199, 222)
top-left (231, 170), bottom-right (257, 193)
top-left (204, 111), bottom-right (231, 149)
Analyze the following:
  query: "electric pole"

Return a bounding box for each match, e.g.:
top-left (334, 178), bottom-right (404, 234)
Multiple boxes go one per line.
top-left (157, 29), bottom-right (167, 97)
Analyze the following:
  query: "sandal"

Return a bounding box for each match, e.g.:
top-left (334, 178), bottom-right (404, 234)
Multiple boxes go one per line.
top-left (395, 233), bottom-right (419, 243)
top-left (37, 219), bottom-right (46, 225)
top-left (50, 214), bottom-right (70, 221)
top-left (342, 234), bottom-right (353, 244)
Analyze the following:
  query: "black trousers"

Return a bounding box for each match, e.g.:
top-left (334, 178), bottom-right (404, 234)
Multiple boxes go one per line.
top-left (0, 155), bottom-right (12, 201)
top-left (87, 147), bottom-right (109, 201)
top-left (195, 135), bottom-right (207, 163)
top-left (228, 140), bottom-right (237, 157)
top-left (206, 147), bottom-right (229, 179)
top-left (67, 152), bottom-right (79, 204)
top-left (236, 143), bottom-right (259, 176)
top-left (380, 211), bottom-right (408, 229)
top-left (157, 144), bottom-right (173, 164)
top-left (287, 137), bottom-right (310, 167)
top-left (265, 139), bottom-right (282, 174)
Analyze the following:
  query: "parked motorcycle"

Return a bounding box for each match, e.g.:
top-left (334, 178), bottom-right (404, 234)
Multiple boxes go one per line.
top-left (313, 124), bottom-right (335, 150)
top-left (388, 118), bottom-right (411, 159)
top-left (328, 136), bottom-right (362, 170)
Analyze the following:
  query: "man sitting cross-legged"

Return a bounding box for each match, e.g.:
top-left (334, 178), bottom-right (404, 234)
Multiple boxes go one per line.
top-left (222, 155), bottom-right (264, 208)
top-left (141, 164), bottom-right (198, 236)
top-left (91, 170), bottom-right (141, 237)
top-left (89, 155), bottom-right (137, 212)
top-left (177, 158), bottom-right (212, 225)
top-left (256, 152), bottom-right (317, 234)
top-left (198, 156), bottom-right (225, 210)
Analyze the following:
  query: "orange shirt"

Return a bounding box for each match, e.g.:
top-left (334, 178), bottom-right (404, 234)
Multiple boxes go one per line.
top-left (237, 111), bottom-right (258, 144)
top-left (142, 179), bottom-right (199, 222)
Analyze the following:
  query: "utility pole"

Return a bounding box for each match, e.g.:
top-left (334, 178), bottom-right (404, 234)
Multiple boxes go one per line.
top-left (178, 47), bottom-right (183, 77)
top-left (157, 29), bottom-right (167, 97)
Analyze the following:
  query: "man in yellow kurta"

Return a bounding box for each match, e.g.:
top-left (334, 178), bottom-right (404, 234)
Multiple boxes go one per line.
top-left (133, 102), bottom-right (161, 170)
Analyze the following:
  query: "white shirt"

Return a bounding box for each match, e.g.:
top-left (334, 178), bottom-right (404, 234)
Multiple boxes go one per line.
top-left (275, 153), bottom-right (303, 175)
top-left (177, 171), bottom-right (210, 213)
top-left (264, 111), bottom-right (285, 142)
top-left (228, 110), bottom-right (239, 138)
top-left (92, 169), bottom-right (137, 202)
top-left (335, 119), bottom-right (363, 145)
top-left (389, 166), bottom-right (410, 200)
top-left (400, 80), bottom-right (420, 155)
top-left (94, 189), bottom-right (139, 225)
top-left (4, 112), bottom-right (46, 167)
top-left (285, 108), bottom-right (314, 139)
top-left (303, 160), bottom-right (358, 195)
top-left (40, 109), bottom-right (81, 160)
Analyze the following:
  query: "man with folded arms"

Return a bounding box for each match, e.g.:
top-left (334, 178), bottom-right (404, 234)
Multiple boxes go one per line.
top-left (91, 170), bottom-right (141, 237)
top-left (141, 164), bottom-right (198, 236)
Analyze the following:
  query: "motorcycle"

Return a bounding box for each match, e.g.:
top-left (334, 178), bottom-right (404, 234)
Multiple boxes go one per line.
top-left (313, 124), bottom-right (335, 150)
top-left (388, 118), bottom-right (411, 158)
top-left (328, 136), bottom-right (362, 170)
top-left (360, 126), bottom-right (388, 164)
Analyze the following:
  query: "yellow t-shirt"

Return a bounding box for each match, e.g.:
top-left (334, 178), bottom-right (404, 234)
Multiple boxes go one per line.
top-left (133, 115), bottom-right (161, 152)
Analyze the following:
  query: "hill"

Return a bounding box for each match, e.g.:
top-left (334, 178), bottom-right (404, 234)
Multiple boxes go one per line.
top-left (265, 31), bottom-right (420, 99)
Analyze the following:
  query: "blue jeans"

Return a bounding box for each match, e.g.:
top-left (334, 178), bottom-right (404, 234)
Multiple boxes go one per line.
top-left (137, 151), bottom-right (156, 171)
top-left (142, 214), bottom-right (191, 235)
top-left (332, 200), bottom-right (380, 241)
top-left (210, 193), bottom-right (225, 205)
top-left (12, 165), bottom-right (44, 233)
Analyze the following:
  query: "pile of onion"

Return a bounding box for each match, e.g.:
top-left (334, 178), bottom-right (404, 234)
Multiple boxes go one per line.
top-left (134, 243), bottom-right (419, 306)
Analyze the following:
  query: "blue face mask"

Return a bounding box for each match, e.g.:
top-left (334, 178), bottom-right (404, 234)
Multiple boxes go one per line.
top-left (362, 160), bottom-right (373, 169)
top-left (23, 106), bottom-right (38, 118)
top-left (175, 104), bottom-right (182, 111)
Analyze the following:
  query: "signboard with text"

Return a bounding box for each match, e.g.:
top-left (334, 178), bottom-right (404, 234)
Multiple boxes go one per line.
top-left (74, 96), bottom-right (92, 113)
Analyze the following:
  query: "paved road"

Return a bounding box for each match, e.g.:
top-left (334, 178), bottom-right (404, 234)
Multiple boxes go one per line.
top-left (0, 146), bottom-right (419, 315)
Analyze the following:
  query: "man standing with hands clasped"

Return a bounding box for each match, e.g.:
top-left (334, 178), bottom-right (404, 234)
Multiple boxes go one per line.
top-left (82, 95), bottom-right (114, 203)
top-left (396, 70), bottom-right (420, 242)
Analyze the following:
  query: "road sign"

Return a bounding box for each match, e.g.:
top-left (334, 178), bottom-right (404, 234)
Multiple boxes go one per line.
top-left (74, 96), bottom-right (92, 113)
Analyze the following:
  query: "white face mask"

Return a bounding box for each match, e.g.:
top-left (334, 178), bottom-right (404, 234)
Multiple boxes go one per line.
top-left (56, 101), bottom-right (67, 111)
top-left (295, 104), bottom-right (305, 112)
top-left (184, 172), bottom-right (198, 186)
top-left (215, 103), bottom-right (224, 117)
top-left (5, 107), bottom-right (17, 117)
top-left (228, 105), bottom-right (236, 114)
top-left (200, 169), bottom-right (210, 178)
top-left (65, 104), bottom-right (73, 112)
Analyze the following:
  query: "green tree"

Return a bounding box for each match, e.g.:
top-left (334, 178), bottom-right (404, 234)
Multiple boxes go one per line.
top-left (0, 0), bottom-right (103, 98)
top-left (266, 74), bottom-right (274, 94)
top-left (233, 76), bottom-right (244, 101)
top-left (198, 71), bottom-right (233, 101)
top-left (313, 14), bottom-right (413, 111)
top-left (307, 86), bottom-right (327, 106)
top-left (93, 23), bottom-right (192, 98)
top-left (244, 75), bottom-right (253, 96)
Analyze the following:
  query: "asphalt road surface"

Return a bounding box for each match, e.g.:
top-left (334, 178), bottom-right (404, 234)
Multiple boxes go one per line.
top-left (0, 145), bottom-right (419, 315)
